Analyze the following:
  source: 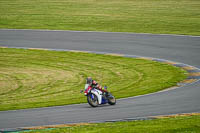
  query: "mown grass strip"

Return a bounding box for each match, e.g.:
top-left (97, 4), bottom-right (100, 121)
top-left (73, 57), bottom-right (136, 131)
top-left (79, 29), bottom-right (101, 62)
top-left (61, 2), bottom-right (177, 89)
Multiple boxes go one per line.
top-left (0, 48), bottom-right (187, 111)
top-left (22, 115), bottom-right (200, 133)
top-left (0, 0), bottom-right (200, 35)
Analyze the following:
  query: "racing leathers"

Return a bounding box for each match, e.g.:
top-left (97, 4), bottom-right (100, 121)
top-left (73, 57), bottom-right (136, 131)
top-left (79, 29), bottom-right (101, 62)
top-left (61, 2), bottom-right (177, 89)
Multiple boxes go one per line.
top-left (90, 80), bottom-right (108, 93)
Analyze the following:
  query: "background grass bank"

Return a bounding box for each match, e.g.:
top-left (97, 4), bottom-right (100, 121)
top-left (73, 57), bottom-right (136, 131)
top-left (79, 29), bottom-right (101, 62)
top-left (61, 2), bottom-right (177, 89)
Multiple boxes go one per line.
top-left (0, 48), bottom-right (187, 111)
top-left (0, 0), bottom-right (200, 35)
top-left (23, 115), bottom-right (200, 133)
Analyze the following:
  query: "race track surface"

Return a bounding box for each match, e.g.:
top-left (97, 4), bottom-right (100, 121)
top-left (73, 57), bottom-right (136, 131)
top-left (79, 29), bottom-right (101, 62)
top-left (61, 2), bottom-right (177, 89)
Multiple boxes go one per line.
top-left (0, 29), bottom-right (200, 130)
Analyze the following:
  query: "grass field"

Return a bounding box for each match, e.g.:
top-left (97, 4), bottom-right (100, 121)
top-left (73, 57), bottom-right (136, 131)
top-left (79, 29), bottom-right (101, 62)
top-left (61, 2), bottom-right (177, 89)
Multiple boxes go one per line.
top-left (23, 115), bottom-right (200, 133)
top-left (0, 48), bottom-right (187, 111)
top-left (0, 0), bottom-right (200, 35)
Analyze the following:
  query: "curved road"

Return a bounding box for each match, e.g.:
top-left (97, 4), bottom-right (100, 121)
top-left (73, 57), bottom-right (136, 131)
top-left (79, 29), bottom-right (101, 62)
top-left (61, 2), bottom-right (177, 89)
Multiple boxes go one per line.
top-left (0, 29), bottom-right (200, 130)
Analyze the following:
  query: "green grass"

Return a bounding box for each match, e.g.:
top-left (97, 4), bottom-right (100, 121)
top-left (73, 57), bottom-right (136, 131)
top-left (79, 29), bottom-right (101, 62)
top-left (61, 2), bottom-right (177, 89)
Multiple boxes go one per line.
top-left (0, 0), bottom-right (200, 35)
top-left (0, 48), bottom-right (187, 111)
top-left (23, 115), bottom-right (200, 133)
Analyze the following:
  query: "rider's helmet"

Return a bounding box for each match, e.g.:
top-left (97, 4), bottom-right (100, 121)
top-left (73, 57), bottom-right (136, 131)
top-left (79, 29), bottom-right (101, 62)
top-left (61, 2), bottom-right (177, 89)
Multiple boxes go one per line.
top-left (86, 77), bottom-right (92, 85)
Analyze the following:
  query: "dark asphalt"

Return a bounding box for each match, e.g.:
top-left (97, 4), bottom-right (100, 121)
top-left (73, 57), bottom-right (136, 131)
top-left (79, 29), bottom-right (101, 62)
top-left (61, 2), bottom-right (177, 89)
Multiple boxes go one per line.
top-left (0, 29), bottom-right (200, 130)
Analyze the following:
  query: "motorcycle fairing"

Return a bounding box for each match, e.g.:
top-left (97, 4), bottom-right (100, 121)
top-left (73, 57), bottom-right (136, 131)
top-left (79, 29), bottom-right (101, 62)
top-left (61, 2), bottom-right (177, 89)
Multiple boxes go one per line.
top-left (101, 96), bottom-right (107, 104)
top-left (91, 89), bottom-right (103, 104)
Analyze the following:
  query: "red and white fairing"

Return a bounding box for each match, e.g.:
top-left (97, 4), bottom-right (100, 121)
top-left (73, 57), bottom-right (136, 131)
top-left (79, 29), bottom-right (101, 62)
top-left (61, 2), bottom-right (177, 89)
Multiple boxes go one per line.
top-left (84, 84), bottom-right (103, 104)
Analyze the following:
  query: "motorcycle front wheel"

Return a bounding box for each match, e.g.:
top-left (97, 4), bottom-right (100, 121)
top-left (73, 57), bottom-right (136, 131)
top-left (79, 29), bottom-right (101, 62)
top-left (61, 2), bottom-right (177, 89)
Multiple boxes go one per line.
top-left (87, 93), bottom-right (99, 107)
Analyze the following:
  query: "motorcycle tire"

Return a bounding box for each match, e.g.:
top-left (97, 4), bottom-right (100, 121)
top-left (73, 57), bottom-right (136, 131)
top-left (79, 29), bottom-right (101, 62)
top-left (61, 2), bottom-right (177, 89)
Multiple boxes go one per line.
top-left (87, 93), bottom-right (99, 107)
top-left (107, 93), bottom-right (116, 105)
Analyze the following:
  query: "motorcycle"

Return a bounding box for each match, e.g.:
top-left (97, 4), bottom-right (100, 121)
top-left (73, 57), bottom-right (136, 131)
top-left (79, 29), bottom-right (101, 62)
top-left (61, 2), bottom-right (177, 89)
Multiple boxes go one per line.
top-left (81, 84), bottom-right (116, 107)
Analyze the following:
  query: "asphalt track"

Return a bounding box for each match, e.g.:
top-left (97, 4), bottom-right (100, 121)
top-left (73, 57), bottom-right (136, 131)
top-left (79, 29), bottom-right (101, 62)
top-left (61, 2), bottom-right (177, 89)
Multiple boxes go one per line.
top-left (0, 29), bottom-right (200, 131)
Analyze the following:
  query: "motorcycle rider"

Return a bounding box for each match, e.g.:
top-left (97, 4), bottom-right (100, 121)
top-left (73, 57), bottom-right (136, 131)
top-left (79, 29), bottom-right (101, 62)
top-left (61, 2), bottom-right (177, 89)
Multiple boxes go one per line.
top-left (86, 77), bottom-right (108, 95)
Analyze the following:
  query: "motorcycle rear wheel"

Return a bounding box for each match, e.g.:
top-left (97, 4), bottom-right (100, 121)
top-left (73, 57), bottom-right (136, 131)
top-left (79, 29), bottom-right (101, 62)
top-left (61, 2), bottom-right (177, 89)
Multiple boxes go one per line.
top-left (107, 93), bottom-right (116, 105)
top-left (108, 97), bottom-right (116, 105)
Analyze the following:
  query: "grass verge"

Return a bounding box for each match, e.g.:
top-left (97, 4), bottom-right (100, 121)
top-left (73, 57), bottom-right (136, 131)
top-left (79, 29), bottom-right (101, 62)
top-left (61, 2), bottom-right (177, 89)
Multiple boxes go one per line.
top-left (0, 0), bottom-right (200, 35)
top-left (0, 48), bottom-right (187, 111)
top-left (22, 114), bottom-right (200, 133)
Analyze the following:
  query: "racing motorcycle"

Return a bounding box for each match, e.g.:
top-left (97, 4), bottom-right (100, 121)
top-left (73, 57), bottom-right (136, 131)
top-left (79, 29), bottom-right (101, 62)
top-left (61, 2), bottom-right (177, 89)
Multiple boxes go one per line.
top-left (81, 84), bottom-right (116, 107)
